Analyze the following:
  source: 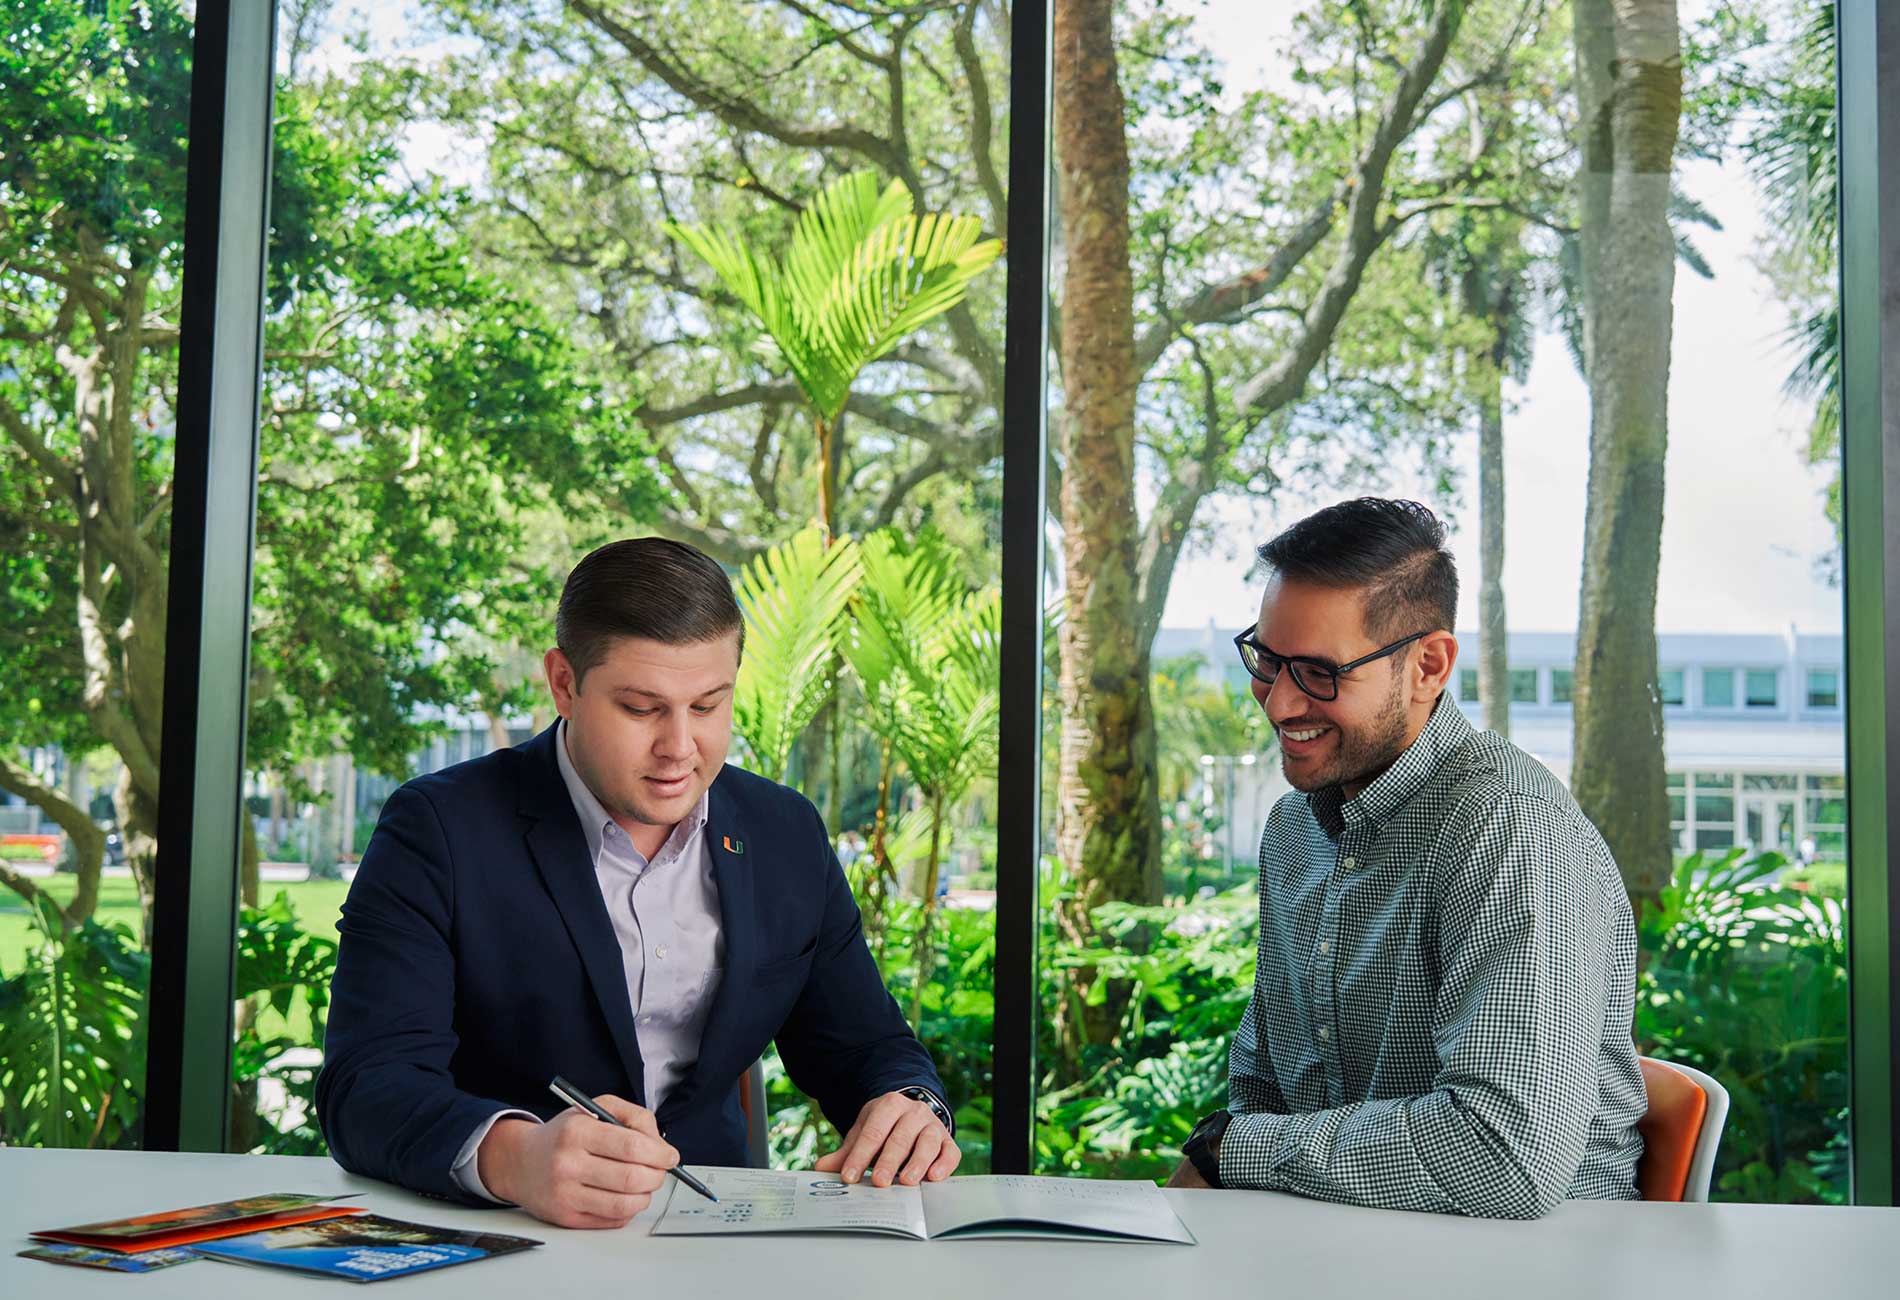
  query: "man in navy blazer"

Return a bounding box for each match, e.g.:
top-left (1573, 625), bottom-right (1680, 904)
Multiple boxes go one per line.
top-left (316, 538), bottom-right (957, 1228)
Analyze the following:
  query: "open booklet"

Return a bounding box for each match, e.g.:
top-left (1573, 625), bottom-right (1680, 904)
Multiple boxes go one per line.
top-left (651, 1169), bottom-right (1194, 1245)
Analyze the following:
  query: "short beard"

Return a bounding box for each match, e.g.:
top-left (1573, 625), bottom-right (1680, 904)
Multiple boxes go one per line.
top-left (1282, 665), bottom-right (1413, 794)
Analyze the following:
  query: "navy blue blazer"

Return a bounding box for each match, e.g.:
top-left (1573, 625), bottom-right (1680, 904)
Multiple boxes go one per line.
top-left (315, 725), bottom-right (944, 1203)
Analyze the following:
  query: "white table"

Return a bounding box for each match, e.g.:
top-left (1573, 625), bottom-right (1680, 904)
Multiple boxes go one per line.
top-left (5, 1148), bottom-right (1898, 1297)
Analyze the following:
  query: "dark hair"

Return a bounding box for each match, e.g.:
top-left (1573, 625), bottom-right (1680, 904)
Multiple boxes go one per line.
top-left (556, 537), bottom-right (745, 684)
top-left (1255, 498), bottom-right (1458, 643)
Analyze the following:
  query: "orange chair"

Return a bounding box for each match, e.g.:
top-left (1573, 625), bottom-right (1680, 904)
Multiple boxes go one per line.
top-left (1636, 1056), bottom-right (1729, 1202)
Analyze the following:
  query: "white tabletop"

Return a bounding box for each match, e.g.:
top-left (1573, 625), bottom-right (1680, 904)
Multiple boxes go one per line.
top-left (5, 1147), bottom-right (1898, 1298)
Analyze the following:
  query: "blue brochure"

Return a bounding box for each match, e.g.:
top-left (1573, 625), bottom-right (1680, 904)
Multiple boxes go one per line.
top-left (190, 1213), bottom-right (541, 1283)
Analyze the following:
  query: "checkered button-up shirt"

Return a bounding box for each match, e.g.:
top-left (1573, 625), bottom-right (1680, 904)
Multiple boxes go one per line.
top-left (1220, 693), bottom-right (1646, 1217)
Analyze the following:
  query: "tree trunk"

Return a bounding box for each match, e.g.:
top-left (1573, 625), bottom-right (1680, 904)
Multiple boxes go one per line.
top-left (908, 789), bottom-right (946, 1029)
top-left (1464, 256), bottom-right (1513, 739)
top-left (1052, 0), bottom-right (1163, 935)
top-left (1569, 0), bottom-right (1681, 909)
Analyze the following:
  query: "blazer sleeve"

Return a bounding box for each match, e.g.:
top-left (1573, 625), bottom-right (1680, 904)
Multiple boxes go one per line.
top-left (771, 799), bottom-right (947, 1137)
top-left (314, 784), bottom-right (515, 1203)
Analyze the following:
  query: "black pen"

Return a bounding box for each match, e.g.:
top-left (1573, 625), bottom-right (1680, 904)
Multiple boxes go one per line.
top-left (548, 1075), bottom-right (718, 1203)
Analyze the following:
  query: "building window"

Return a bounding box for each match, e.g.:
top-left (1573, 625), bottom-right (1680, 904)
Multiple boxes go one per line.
top-left (1745, 669), bottom-right (1779, 708)
top-left (1807, 668), bottom-right (1840, 708)
top-left (1551, 668), bottom-right (1574, 703)
top-left (1509, 668), bottom-right (1539, 703)
top-left (1702, 667), bottom-right (1735, 708)
top-left (1459, 668), bottom-right (1479, 703)
top-left (1659, 669), bottom-right (1686, 707)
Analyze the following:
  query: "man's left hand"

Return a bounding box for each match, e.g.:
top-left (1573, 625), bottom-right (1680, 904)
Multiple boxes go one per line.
top-left (815, 1091), bottom-right (960, 1187)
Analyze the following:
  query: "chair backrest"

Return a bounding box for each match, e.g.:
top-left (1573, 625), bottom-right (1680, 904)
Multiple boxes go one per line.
top-left (1636, 1055), bottom-right (1730, 1202)
top-left (737, 1058), bottom-right (769, 1168)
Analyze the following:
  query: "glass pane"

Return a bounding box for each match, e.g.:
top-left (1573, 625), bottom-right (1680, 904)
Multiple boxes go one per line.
top-left (1033, 0), bottom-right (1848, 1207)
top-left (0, 0), bottom-right (196, 1149)
top-left (1509, 669), bottom-right (1539, 703)
top-left (1702, 667), bottom-right (1735, 708)
top-left (1743, 774), bottom-right (1798, 790)
top-left (249, 2), bottom-right (1007, 1168)
top-left (1745, 669), bottom-right (1780, 708)
top-left (1806, 669), bottom-right (1839, 708)
top-left (1550, 669), bottom-right (1575, 703)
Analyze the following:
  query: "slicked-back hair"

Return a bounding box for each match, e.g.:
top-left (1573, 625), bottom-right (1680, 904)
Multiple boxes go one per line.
top-left (1255, 498), bottom-right (1459, 645)
top-left (556, 537), bottom-right (744, 686)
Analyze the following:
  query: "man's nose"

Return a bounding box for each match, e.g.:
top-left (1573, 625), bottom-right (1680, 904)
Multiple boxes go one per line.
top-left (1263, 672), bottom-right (1309, 723)
top-left (657, 711), bottom-right (695, 757)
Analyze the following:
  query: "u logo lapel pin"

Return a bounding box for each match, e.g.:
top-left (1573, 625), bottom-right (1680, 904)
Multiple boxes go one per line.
top-left (722, 835), bottom-right (744, 855)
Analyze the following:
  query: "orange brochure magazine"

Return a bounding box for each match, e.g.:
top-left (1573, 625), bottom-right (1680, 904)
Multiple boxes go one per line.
top-left (33, 1192), bottom-right (366, 1254)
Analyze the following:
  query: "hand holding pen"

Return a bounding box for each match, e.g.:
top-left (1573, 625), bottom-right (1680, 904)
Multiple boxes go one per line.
top-left (471, 1080), bottom-right (707, 1230)
top-left (549, 1076), bottom-right (717, 1203)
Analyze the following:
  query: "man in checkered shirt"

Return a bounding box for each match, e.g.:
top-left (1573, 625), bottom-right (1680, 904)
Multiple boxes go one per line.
top-left (1169, 498), bottom-right (1646, 1217)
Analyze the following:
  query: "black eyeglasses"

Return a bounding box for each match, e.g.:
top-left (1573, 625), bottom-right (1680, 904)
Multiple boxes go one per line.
top-left (1232, 628), bottom-right (1429, 702)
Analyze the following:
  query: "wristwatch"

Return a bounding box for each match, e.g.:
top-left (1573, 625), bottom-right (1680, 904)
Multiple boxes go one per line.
top-left (1183, 1109), bottom-right (1233, 1188)
top-left (900, 1086), bottom-right (956, 1137)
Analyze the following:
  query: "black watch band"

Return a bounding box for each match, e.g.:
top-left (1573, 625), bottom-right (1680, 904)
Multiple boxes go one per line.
top-left (901, 1086), bottom-right (955, 1137)
top-left (1184, 1109), bottom-right (1233, 1188)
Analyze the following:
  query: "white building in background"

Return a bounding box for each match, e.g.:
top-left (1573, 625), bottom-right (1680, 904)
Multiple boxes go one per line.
top-left (1155, 624), bottom-right (1848, 866)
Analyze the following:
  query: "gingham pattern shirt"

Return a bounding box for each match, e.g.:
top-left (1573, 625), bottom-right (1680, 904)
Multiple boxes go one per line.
top-left (1221, 694), bottom-right (1646, 1217)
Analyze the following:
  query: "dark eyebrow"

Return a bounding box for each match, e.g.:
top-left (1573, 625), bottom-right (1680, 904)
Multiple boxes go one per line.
top-left (610, 683), bottom-right (734, 702)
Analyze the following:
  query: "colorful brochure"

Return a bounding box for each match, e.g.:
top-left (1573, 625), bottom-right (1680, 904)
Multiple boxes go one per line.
top-left (189, 1214), bottom-right (543, 1283)
top-left (33, 1192), bottom-right (366, 1253)
top-left (19, 1242), bottom-right (201, 1273)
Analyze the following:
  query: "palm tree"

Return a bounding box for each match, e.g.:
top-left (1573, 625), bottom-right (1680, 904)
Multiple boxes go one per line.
top-left (667, 172), bottom-right (1003, 539)
top-left (842, 530), bottom-right (1002, 1027)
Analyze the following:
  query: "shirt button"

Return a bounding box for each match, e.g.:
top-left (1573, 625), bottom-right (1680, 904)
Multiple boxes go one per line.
top-left (655, 944), bottom-right (668, 959)
top-left (640, 1015), bottom-right (652, 1025)
top-left (1318, 940), bottom-right (1330, 956)
top-left (1342, 856), bottom-right (1357, 871)
top-left (1318, 1025), bottom-right (1331, 1042)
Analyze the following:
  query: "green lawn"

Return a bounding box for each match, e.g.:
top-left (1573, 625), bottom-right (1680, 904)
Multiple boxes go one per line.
top-left (0, 874), bottom-right (352, 1045)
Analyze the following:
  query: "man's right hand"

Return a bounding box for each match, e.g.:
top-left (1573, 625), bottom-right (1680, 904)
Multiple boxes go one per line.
top-left (476, 1094), bottom-right (679, 1229)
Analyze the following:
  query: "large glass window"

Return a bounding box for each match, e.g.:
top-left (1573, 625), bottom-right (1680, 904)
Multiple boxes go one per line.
top-left (0, 0), bottom-right (201, 1149)
top-left (1032, 0), bottom-right (1849, 1203)
top-left (238, 1), bottom-right (1008, 1165)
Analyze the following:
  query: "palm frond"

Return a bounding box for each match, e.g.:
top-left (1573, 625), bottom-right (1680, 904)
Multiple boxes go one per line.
top-left (732, 528), bottom-right (862, 784)
top-left (669, 171), bottom-right (1002, 423)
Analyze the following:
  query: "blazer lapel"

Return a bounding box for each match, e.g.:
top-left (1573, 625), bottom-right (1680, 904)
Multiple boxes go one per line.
top-left (516, 725), bottom-right (646, 1102)
top-left (659, 775), bottom-right (755, 1122)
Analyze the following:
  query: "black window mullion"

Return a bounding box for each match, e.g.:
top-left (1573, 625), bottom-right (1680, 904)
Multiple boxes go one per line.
top-left (1838, 0), bottom-right (1900, 1209)
top-left (145, 0), bottom-right (278, 1154)
top-left (992, 0), bottom-right (1055, 1176)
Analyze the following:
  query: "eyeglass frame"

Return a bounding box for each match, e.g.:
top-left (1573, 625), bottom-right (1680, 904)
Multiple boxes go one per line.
top-left (1231, 627), bottom-right (1431, 702)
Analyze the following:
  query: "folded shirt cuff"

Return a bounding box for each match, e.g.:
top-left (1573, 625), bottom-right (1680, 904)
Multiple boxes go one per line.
top-left (450, 1108), bottom-right (543, 1204)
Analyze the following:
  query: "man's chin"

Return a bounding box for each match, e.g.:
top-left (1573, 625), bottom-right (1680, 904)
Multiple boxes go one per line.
top-left (1280, 757), bottom-right (1335, 793)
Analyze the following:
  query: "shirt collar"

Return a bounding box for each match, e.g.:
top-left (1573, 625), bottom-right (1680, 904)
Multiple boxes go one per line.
top-left (1306, 692), bottom-right (1474, 839)
top-left (555, 719), bottom-right (709, 866)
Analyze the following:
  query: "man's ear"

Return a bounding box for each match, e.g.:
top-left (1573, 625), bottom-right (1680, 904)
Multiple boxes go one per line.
top-left (1412, 632), bottom-right (1458, 704)
top-left (543, 647), bottom-right (578, 717)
